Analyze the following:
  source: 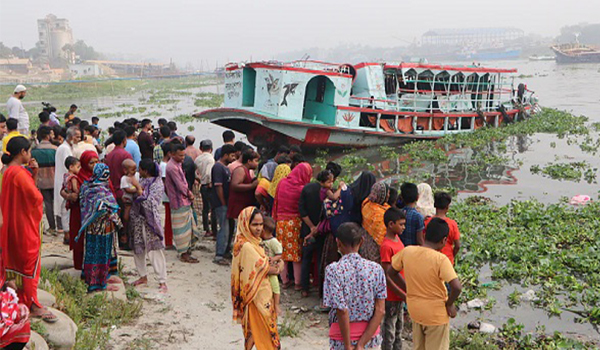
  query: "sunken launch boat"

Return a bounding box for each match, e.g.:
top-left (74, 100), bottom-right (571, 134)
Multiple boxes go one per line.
top-left (197, 60), bottom-right (537, 149)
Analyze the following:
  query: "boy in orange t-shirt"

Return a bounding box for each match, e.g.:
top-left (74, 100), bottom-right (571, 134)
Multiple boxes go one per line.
top-left (386, 218), bottom-right (462, 350)
top-left (380, 207), bottom-right (406, 350)
top-left (424, 192), bottom-right (461, 265)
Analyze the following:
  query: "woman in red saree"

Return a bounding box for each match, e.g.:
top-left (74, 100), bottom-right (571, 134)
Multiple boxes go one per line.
top-left (272, 162), bottom-right (313, 290)
top-left (0, 136), bottom-right (56, 322)
top-left (67, 150), bottom-right (98, 271)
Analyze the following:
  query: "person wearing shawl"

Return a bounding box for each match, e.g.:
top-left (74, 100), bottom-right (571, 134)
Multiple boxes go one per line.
top-left (267, 163), bottom-right (291, 199)
top-left (1, 136), bottom-right (56, 322)
top-left (255, 177), bottom-right (271, 214)
top-left (231, 207), bottom-right (281, 350)
top-left (361, 182), bottom-right (391, 246)
top-left (416, 183), bottom-right (435, 219)
top-left (78, 163), bottom-right (123, 292)
top-left (349, 172), bottom-right (377, 224)
top-left (272, 162), bottom-right (312, 290)
top-left (69, 150), bottom-right (98, 271)
top-left (0, 249), bottom-right (31, 350)
top-left (130, 159), bottom-right (168, 293)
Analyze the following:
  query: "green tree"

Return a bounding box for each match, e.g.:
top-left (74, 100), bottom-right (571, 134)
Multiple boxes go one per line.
top-left (63, 40), bottom-right (103, 61)
top-left (0, 42), bottom-right (13, 58)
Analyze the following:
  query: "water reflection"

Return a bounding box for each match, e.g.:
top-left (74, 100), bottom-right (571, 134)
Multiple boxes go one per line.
top-left (338, 136), bottom-right (530, 196)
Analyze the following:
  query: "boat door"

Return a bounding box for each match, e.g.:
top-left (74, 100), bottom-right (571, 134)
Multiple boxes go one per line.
top-left (303, 75), bottom-right (336, 125)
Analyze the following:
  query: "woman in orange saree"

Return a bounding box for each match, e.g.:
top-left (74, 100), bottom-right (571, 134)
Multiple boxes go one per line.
top-left (361, 182), bottom-right (391, 246)
top-left (231, 207), bottom-right (281, 350)
top-left (0, 136), bottom-right (56, 322)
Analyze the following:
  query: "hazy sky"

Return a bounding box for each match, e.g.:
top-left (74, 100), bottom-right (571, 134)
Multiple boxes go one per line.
top-left (1, 0), bottom-right (598, 67)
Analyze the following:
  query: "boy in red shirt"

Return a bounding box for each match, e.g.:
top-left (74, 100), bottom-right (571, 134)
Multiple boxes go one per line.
top-left (380, 207), bottom-right (406, 350)
top-left (424, 192), bottom-right (461, 264)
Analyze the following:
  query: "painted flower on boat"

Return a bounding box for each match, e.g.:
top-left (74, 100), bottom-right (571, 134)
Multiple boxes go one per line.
top-left (342, 112), bottom-right (355, 123)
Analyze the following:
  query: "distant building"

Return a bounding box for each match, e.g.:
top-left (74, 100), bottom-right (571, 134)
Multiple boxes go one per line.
top-left (84, 60), bottom-right (175, 77)
top-left (0, 58), bottom-right (33, 74)
top-left (68, 63), bottom-right (103, 78)
top-left (37, 14), bottom-right (74, 67)
top-left (422, 27), bottom-right (524, 47)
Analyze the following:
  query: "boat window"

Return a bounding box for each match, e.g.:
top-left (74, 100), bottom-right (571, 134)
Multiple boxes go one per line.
top-left (417, 71), bottom-right (434, 92)
top-left (242, 68), bottom-right (256, 107)
top-left (316, 76), bottom-right (327, 103)
top-left (384, 73), bottom-right (397, 95)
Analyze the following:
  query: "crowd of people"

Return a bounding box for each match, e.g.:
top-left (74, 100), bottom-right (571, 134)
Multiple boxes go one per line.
top-left (0, 84), bottom-right (464, 350)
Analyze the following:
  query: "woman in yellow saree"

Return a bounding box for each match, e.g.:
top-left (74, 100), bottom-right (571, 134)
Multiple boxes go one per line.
top-left (231, 207), bottom-right (281, 350)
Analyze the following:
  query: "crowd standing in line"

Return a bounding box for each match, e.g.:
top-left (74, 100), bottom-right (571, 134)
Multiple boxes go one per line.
top-left (0, 84), bottom-right (465, 350)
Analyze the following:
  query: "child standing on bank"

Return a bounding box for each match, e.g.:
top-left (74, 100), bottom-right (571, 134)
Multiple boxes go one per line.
top-left (260, 216), bottom-right (283, 315)
top-left (60, 156), bottom-right (81, 205)
top-left (387, 218), bottom-right (462, 350)
top-left (380, 208), bottom-right (407, 350)
top-left (424, 192), bottom-right (461, 265)
top-left (400, 183), bottom-right (424, 246)
top-left (323, 223), bottom-right (386, 350)
top-left (121, 158), bottom-right (142, 223)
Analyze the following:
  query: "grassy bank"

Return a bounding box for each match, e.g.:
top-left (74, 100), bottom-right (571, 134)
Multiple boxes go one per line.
top-left (0, 76), bottom-right (219, 102)
top-left (39, 267), bottom-right (142, 350)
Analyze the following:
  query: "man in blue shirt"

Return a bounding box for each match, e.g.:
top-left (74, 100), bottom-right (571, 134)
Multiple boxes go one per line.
top-left (124, 124), bottom-right (141, 166)
top-left (400, 182), bottom-right (424, 246)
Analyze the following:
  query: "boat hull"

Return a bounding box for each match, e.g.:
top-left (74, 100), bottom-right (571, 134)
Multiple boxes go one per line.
top-left (551, 47), bottom-right (600, 64)
top-left (197, 108), bottom-right (438, 149)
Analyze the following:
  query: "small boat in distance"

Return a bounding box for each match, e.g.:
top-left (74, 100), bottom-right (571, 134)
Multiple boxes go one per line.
top-left (551, 43), bottom-right (600, 64)
top-left (528, 55), bottom-right (555, 61)
top-left (196, 60), bottom-right (537, 149)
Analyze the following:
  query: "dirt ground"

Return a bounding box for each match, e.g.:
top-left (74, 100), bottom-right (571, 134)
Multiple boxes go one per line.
top-left (43, 230), bottom-right (333, 350)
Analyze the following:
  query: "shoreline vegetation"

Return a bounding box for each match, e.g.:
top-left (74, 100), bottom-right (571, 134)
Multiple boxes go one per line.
top-left (18, 76), bottom-right (599, 348)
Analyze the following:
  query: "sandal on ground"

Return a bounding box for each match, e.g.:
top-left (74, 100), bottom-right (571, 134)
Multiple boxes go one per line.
top-left (159, 285), bottom-right (168, 294)
top-left (180, 254), bottom-right (199, 264)
top-left (313, 305), bottom-right (331, 313)
top-left (32, 308), bottom-right (58, 323)
top-left (212, 257), bottom-right (229, 266)
top-left (294, 284), bottom-right (303, 291)
top-left (62, 237), bottom-right (70, 245)
top-left (282, 281), bottom-right (294, 289)
top-left (132, 278), bottom-right (147, 287)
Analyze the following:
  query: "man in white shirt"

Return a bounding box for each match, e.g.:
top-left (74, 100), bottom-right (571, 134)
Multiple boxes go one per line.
top-left (6, 85), bottom-right (29, 135)
top-left (54, 127), bottom-right (81, 244)
top-left (195, 140), bottom-right (217, 236)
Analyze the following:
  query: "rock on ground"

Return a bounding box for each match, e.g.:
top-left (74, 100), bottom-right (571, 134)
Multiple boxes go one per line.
top-left (40, 255), bottom-right (73, 271)
top-left (479, 322), bottom-right (497, 334)
top-left (37, 289), bottom-right (56, 308)
top-left (58, 268), bottom-right (82, 280)
top-left (27, 331), bottom-right (49, 350)
top-left (43, 307), bottom-right (77, 350)
top-left (466, 298), bottom-right (486, 309)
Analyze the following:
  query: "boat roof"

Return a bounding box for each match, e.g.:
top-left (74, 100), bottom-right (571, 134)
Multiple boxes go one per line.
top-left (384, 62), bottom-right (517, 74)
top-left (225, 60), bottom-right (517, 77)
top-left (225, 60), bottom-right (353, 78)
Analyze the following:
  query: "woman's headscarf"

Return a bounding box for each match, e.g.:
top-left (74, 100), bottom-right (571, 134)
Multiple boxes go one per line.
top-left (77, 150), bottom-right (99, 184)
top-left (268, 164), bottom-right (291, 198)
top-left (350, 171), bottom-right (377, 209)
top-left (231, 207), bottom-right (269, 323)
top-left (78, 163), bottom-right (120, 240)
top-left (272, 163), bottom-right (312, 220)
top-left (368, 182), bottom-right (389, 205)
top-left (416, 183), bottom-right (435, 218)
